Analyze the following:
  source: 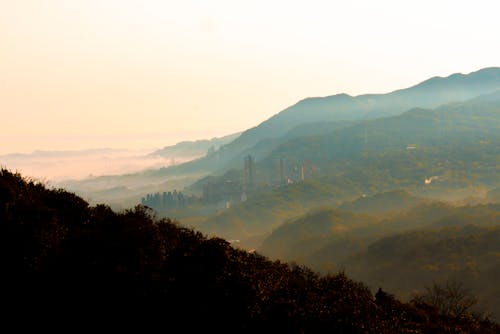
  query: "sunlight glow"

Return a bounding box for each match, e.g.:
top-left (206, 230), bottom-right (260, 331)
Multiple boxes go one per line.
top-left (1, 0), bottom-right (499, 154)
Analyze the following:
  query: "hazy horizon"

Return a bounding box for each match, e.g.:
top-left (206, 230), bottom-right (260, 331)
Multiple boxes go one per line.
top-left (2, 1), bottom-right (499, 156)
top-left (10, 2), bottom-right (500, 321)
top-left (0, 147), bottom-right (186, 182)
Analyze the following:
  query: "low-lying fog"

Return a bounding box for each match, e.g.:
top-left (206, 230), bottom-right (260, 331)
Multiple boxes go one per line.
top-left (0, 148), bottom-right (199, 183)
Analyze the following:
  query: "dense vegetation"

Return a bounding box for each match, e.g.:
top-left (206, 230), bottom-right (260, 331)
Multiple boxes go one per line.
top-left (345, 224), bottom-right (500, 320)
top-left (258, 195), bottom-right (500, 320)
top-left (7, 169), bottom-right (498, 332)
top-left (57, 68), bottom-right (500, 209)
top-left (165, 91), bottom-right (498, 250)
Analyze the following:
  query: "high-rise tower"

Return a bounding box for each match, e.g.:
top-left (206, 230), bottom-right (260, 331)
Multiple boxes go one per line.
top-left (244, 154), bottom-right (255, 191)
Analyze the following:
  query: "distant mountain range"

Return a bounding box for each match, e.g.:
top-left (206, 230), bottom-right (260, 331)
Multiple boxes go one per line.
top-left (34, 67), bottom-right (500, 322)
top-left (236, 67), bottom-right (500, 147)
top-left (0, 148), bottom-right (126, 158)
top-left (139, 67), bottom-right (500, 178)
top-left (184, 89), bottom-right (499, 249)
top-left (58, 67), bottom-right (500, 211)
top-left (259, 89), bottom-right (500, 168)
top-left (150, 132), bottom-right (241, 159)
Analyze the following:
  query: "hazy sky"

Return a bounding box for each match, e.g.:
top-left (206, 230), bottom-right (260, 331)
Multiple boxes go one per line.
top-left (1, 0), bottom-right (499, 154)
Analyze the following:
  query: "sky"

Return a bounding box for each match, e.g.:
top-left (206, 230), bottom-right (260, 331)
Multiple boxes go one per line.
top-left (1, 0), bottom-right (499, 155)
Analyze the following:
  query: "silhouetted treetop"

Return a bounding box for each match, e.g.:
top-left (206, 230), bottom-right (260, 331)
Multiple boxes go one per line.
top-left (5, 169), bottom-right (497, 333)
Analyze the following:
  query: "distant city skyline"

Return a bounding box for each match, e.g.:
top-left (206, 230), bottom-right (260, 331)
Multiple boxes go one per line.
top-left (1, 0), bottom-right (499, 154)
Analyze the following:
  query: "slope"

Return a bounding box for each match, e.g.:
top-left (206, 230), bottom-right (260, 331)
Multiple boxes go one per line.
top-left (9, 168), bottom-right (499, 331)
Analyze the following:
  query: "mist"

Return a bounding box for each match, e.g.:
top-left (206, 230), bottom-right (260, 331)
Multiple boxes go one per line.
top-left (0, 148), bottom-right (200, 183)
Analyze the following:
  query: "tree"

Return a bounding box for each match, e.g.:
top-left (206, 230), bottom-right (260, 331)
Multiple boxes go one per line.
top-left (411, 280), bottom-right (477, 319)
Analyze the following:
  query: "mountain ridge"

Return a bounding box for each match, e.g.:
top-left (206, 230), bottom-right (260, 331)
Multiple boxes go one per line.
top-left (58, 68), bottom-right (500, 207)
top-left (169, 66), bottom-right (500, 176)
top-left (150, 131), bottom-right (241, 158)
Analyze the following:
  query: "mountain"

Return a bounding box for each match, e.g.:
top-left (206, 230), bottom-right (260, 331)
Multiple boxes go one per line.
top-left (343, 224), bottom-right (500, 320)
top-left (179, 91), bottom-right (499, 250)
top-left (254, 197), bottom-right (500, 320)
top-left (217, 67), bottom-right (500, 167)
top-left (253, 67), bottom-right (499, 134)
top-left (55, 68), bottom-right (499, 207)
top-left (257, 199), bottom-right (447, 264)
top-left (50, 69), bottom-right (499, 224)
top-left (85, 67), bottom-right (500, 185)
top-left (259, 208), bottom-right (377, 261)
top-left (10, 168), bottom-right (499, 331)
top-left (263, 90), bottom-right (500, 167)
top-left (194, 178), bottom-right (357, 244)
top-left (53, 134), bottom-right (241, 208)
top-left (150, 132), bottom-right (241, 159)
top-left (259, 200), bottom-right (499, 272)
top-left (338, 189), bottom-right (423, 215)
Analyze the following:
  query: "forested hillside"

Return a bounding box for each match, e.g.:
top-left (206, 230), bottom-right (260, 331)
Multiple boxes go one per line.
top-left (57, 68), bottom-right (500, 206)
top-left (345, 225), bottom-right (500, 320)
top-left (257, 199), bottom-right (500, 320)
top-left (7, 168), bottom-right (498, 332)
top-left (179, 91), bottom-right (499, 246)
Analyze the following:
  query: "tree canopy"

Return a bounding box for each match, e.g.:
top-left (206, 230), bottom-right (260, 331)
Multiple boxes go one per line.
top-left (6, 169), bottom-right (498, 332)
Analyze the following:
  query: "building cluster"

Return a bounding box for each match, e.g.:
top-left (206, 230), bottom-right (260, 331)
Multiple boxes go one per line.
top-left (142, 154), bottom-right (318, 213)
top-left (202, 155), bottom-right (255, 205)
top-left (275, 157), bottom-right (318, 185)
top-left (141, 190), bottom-right (195, 211)
top-left (201, 155), bottom-right (319, 206)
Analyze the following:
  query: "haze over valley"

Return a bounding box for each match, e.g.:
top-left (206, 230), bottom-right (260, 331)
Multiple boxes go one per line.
top-left (6, 65), bottom-right (500, 325)
top-left (7, 1), bottom-right (500, 330)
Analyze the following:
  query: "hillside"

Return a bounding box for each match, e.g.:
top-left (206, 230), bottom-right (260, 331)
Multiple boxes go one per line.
top-left (181, 139), bottom-right (498, 250)
top-left (67, 68), bottom-right (500, 185)
top-left (264, 90), bottom-right (500, 168)
top-left (8, 168), bottom-right (498, 331)
top-left (337, 189), bottom-right (423, 215)
top-left (232, 67), bottom-right (500, 162)
top-left (180, 92), bottom-right (499, 247)
top-left (344, 225), bottom-right (500, 321)
top-left (151, 132), bottom-right (241, 159)
top-left (59, 68), bottom-right (500, 203)
top-left (258, 201), bottom-right (499, 268)
top-left (259, 208), bottom-right (377, 261)
top-left (255, 199), bottom-right (500, 320)
top-left (257, 199), bottom-right (439, 265)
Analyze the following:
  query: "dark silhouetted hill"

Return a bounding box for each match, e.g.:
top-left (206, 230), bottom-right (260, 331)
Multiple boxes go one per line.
top-left (6, 168), bottom-right (497, 332)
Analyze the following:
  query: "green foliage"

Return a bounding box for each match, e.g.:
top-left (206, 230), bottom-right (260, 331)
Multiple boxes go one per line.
top-left (7, 168), bottom-right (498, 332)
top-left (255, 196), bottom-right (500, 320)
top-left (179, 92), bottom-right (499, 248)
top-left (260, 208), bottom-right (376, 261)
top-left (344, 224), bottom-right (500, 321)
top-left (338, 189), bottom-right (423, 214)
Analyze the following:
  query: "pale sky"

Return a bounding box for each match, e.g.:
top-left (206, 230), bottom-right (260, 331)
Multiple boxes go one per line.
top-left (1, 0), bottom-right (499, 155)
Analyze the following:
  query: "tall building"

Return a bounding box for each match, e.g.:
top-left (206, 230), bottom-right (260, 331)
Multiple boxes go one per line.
top-left (244, 154), bottom-right (255, 191)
